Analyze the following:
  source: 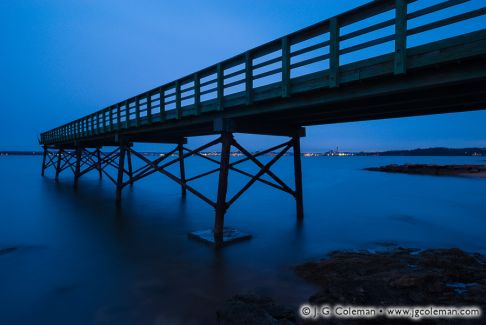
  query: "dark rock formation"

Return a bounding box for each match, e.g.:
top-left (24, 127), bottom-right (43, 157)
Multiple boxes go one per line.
top-left (296, 248), bottom-right (486, 308)
top-left (218, 249), bottom-right (486, 324)
top-left (365, 164), bottom-right (486, 178)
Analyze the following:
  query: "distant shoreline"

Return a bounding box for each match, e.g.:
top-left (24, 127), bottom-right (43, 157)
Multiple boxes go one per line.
top-left (1, 147), bottom-right (485, 157)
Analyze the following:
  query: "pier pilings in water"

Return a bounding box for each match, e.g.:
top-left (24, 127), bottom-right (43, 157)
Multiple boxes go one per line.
top-left (40, 124), bottom-right (305, 247)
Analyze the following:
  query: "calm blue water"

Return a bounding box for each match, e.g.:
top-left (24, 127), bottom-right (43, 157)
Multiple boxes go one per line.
top-left (0, 155), bottom-right (485, 324)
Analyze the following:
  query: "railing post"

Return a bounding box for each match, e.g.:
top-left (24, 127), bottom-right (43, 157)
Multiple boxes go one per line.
top-left (147, 94), bottom-right (152, 124)
top-left (90, 115), bottom-right (93, 135)
top-left (214, 132), bottom-right (232, 244)
top-left (116, 104), bottom-right (121, 130)
top-left (102, 110), bottom-right (107, 133)
top-left (135, 96), bottom-right (141, 127)
top-left (125, 101), bottom-right (130, 128)
top-left (175, 81), bottom-right (182, 119)
top-left (394, 0), bottom-right (407, 75)
top-left (194, 73), bottom-right (201, 115)
top-left (282, 37), bottom-right (291, 97)
top-left (217, 63), bottom-right (224, 111)
top-left (109, 107), bottom-right (113, 132)
top-left (245, 52), bottom-right (253, 105)
top-left (329, 17), bottom-right (340, 88)
top-left (159, 88), bottom-right (166, 121)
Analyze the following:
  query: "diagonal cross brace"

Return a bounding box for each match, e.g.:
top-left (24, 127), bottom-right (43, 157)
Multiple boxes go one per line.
top-left (226, 141), bottom-right (293, 207)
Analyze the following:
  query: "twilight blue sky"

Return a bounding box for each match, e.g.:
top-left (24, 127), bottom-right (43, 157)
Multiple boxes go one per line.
top-left (1, 0), bottom-right (485, 152)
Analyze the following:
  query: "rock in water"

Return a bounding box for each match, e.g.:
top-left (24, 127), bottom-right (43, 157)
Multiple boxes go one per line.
top-left (0, 247), bottom-right (17, 256)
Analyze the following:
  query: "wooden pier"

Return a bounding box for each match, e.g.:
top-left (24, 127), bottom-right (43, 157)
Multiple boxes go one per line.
top-left (39, 0), bottom-right (486, 245)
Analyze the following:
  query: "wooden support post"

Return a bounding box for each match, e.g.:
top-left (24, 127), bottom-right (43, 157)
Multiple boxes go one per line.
top-left (55, 148), bottom-right (63, 181)
top-left (178, 142), bottom-right (187, 198)
top-left (74, 147), bottom-right (82, 188)
top-left (41, 146), bottom-right (47, 176)
top-left (394, 0), bottom-right (407, 75)
top-left (293, 135), bottom-right (304, 220)
top-left (214, 132), bottom-right (232, 243)
top-left (96, 147), bottom-right (102, 179)
top-left (329, 17), bottom-right (340, 88)
top-left (126, 147), bottom-right (133, 186)
top-left (116, 144), bottom-right (126, 202)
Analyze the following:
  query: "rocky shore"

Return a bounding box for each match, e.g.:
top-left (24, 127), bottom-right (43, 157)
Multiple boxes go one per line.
top-left (218, 248), bottom-right (486, 324)
top-left (365, 164), bottom-right (486, 178)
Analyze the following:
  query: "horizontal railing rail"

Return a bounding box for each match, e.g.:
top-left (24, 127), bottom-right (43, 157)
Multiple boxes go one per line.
top-left (40, 0), bottom-right (486, 145)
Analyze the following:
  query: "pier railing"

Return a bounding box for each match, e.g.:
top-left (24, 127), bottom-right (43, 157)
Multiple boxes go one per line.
top-left (40, 0), bottom-right (486, 145)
